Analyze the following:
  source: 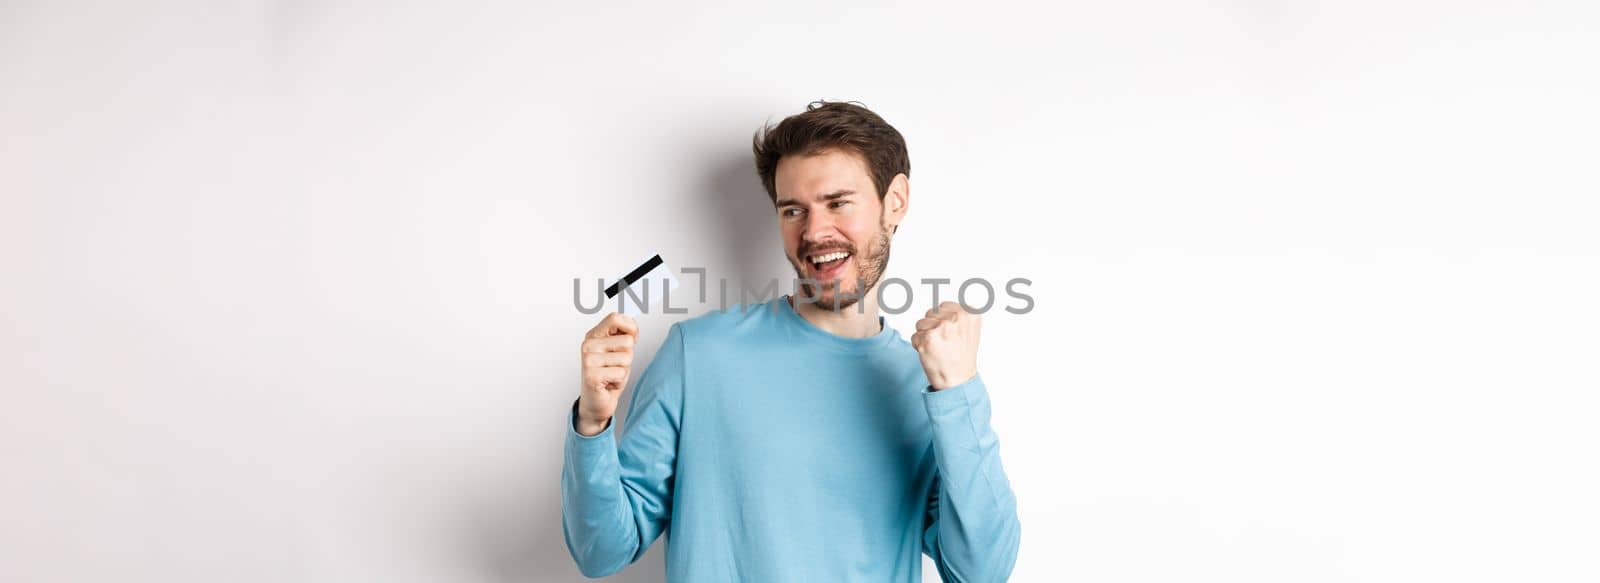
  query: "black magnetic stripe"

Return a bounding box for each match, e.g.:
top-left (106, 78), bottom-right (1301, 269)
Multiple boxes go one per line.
top-left (604, 254), bottom-right (664, 298)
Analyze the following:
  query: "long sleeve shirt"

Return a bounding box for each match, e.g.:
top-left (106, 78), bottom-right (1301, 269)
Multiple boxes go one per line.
top-left (561, 295), bottom-right (1021, 582)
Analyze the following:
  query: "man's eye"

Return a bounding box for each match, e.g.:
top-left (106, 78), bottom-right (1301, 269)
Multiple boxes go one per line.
top-left (829, 201), bottom-right (849, 209)
top-left (782, 208), bottom-right (802, 217)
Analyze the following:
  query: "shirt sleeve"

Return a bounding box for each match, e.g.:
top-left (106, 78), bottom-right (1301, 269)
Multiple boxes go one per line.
top-left (561, 322), bottom-right (688, 578)
top-left (920, 373), bottom-right (1022, 582)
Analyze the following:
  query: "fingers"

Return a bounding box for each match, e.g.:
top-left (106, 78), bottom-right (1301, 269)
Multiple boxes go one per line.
top-left (581, 313), bottom-right (636, 395)
top-left (582, 334), bottom-right (636, 353)
top-left (925, 301), bottom-right (966, 321)
top-left (586, 312), bottom-right (638, 339)
top-left (915, 301), bottom-right (982, 343)
top-left (583, 366), bottom-right (629, 392)
top-left (582, 351), bottom-right (631, 368)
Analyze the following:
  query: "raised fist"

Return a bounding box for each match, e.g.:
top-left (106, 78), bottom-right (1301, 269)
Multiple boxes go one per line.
top-left (911, 301), bottom-right (981, 391)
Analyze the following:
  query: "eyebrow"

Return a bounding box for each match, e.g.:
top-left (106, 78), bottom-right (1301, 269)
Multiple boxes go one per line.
top-left (775, 189), bottom-right (855, 207)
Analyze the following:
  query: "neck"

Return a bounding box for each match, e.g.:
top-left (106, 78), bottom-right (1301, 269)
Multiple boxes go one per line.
top-left (789, 290), bottom-right (883, 338)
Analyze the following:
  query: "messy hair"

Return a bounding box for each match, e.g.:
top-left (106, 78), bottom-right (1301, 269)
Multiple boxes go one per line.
top-left (752, 100), bottom-right (910, 204)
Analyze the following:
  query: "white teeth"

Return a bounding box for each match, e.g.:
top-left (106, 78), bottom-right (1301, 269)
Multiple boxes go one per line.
top-left (810, 251), bottom-right (849, 263)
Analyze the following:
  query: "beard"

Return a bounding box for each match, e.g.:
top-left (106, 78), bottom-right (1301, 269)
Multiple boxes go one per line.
top-left (787, 218), bottom-right (893, 312)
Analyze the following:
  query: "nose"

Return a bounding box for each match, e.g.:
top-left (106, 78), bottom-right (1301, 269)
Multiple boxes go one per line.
top-left (801, 211), bottom-right (838, 247)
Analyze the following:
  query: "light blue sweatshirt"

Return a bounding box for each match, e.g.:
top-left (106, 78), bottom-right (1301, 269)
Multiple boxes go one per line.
top-left (562, 295), bottom-right (1021, 582)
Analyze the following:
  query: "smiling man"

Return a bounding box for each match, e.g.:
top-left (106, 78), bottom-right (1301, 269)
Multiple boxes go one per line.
top-left (561, 101), bottom-right (1021, 582)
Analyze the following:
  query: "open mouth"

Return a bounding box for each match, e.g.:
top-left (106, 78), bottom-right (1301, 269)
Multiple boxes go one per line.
top-left (807, 250), bottom-right (852, 279)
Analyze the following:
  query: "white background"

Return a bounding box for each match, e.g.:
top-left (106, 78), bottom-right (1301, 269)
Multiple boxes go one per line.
top-left (3, 1), bottom-right (1597, 581)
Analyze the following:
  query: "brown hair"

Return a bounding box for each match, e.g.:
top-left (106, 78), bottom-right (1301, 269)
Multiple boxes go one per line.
top-left (752, 100), bottom-right (910, 204)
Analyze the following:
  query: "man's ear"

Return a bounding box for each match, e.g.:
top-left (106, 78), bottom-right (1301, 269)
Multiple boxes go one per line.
top-left (885, 173), bottom-right (909, 232)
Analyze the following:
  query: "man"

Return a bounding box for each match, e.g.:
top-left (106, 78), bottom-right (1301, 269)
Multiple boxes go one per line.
top-left (562, 101), bottom-right (1020, 581)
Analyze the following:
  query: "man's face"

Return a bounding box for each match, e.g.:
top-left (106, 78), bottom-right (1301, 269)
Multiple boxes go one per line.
top-left (773, 148), bottom-right (907, 311)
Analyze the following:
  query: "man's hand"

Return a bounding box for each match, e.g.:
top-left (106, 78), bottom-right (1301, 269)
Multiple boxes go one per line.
top-left (576, 312), bottom-right (638, 436)
top-left (911, 301), bottom-right (981, 391)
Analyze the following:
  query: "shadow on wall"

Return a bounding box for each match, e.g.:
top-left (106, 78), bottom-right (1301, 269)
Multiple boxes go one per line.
top-left (703, 151), bottom-right (787, 292)
top-left (452, 142), bottom-right (780, 583)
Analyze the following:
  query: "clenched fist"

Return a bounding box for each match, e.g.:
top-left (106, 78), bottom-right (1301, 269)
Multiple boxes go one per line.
top-left (911, 301), bottom-right (981, 391)
top-left (576, 312), bottom-right (638, 436)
